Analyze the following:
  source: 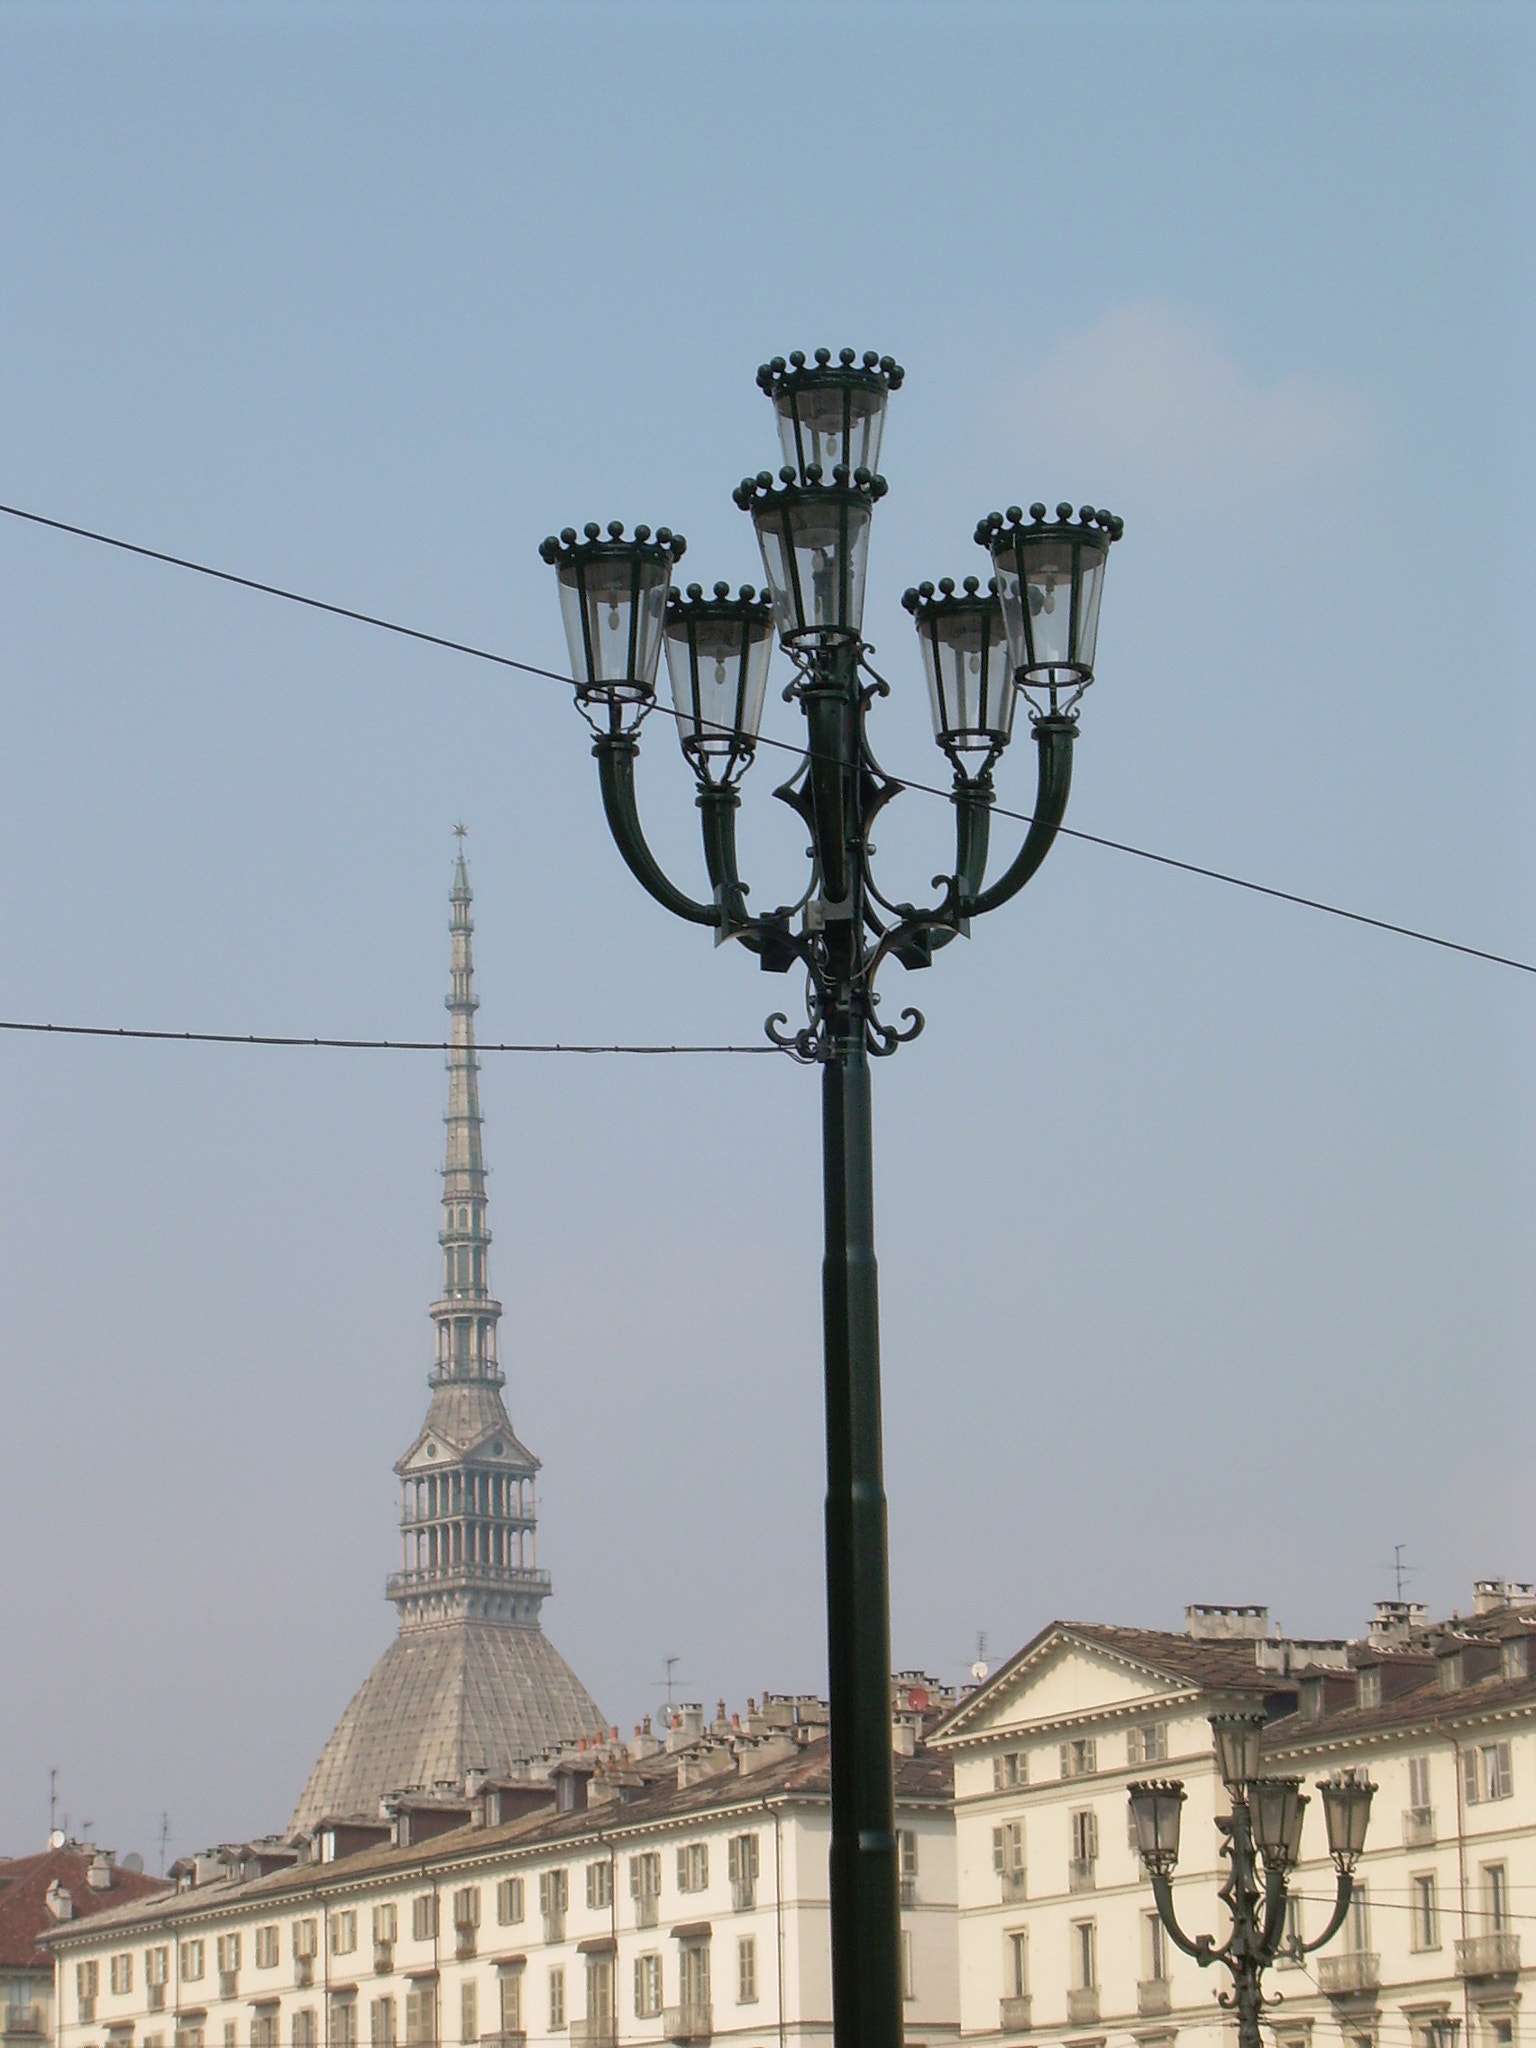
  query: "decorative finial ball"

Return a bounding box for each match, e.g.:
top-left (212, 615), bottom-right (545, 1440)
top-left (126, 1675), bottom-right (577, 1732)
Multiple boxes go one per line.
top-left (656, 526), bottom-right (673, 545)
top-left (560, 526), bottom-right (577, 545)
top-left (771, 355), bottom-right (787, 373)
top-left (852, 465), bottom-right (870, 487)
top-left (901, 586), bottom-right (919, 611)
top-left (918, 580), bottom-right (935, 599)
top-left (779, 465), bottom-right (796, 485)
top-left (839, 347), bottom-right (856, 365)
top-left (1056, 501), bottom-right (1074, 522)
top-left (756, 471), bottom-right (774, 489)
top-left (805, 462), bottom-right (823, 483)
top-left (686, 582), bottom-right (703, 601)
top-left (814, 346), bottom-right (832, 365)
top-left (789, 349), bottom-right (806, 368)
top-left (583, 522), bottom-right (601, 540)
top-left (607, 520), bottom-right (625, 539)
top-left (634, 524), bottom-right (651, 543)
top-left (739, 584), bottom-right (756, 602)
top-left (1006, 505), bottom-right (1023, 524)
top-left (938, 576), bottom-right (955, 596)
top-left (538, 536), bottom-right (559, 562)
top-left (713, 580), bottom-right (730, 599)
top-left (1029, 503), bottom-right (1047, 522)
top-left (1078, 505), bottom-right (1095, 524)
top-left (963, 574), bottom-right (980, 595)
top-left (672, 534), bottom-right (686, 557)
top-left (863, 350), bottom-right (879, 368)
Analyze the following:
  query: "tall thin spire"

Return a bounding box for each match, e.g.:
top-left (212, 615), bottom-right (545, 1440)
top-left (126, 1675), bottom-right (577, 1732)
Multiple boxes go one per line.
top-left (433, 846), bottom-right (500, 1386)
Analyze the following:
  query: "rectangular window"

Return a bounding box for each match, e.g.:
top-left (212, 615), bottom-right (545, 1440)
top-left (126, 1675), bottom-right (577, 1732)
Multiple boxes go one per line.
top-left (1072, 1920), bottom-right (1097, 1991)
top-left (736, 1937), bottom-right (757, 2005)
top-left (1484, 1742), bottom-right (1513, 1801)
top-left (1070, 1810), bottom-right (1100, 1863)
top-left (1143, 1912), bottom-right (1169, 1982)
top-left (1127, 1724), bottom-right (1168, 1766)
top-left (548, 1969), bottom-right (565, 2032)
top-left (458, 1983), bottom-right (476, 2046)
top-left (331, 1914), bottom-right (358, 1958)
top-left (1061, 1738), bottom-right (1097, 1779)
top-left (294, 2013), bottom-right (318, 2048)
top-left (1006, 1930), bottom-right (1028, 2000)
top-left (225, 2025), bottom-right (237, 2048)
top-left (678, 1944), bottom-right (709, 2012)
top-left (76, 1961), bottom-right (99, 2022)
top-left (293, 1921), bottom-right (318, 1963)
top-left (583, 1960), bottom-right (612, 2025)
top-left (402, 1989), bottom-right (432, 2048)
top-left (1483, 1863), bottom-right (1509, 1933)
top-left (1409, 1755), bottom-right (1432, 1810)
top-left (369, 1999), bottom-right (396, 2048)
top-left (254, 1929), bottom-right (279, 1972)
top-left (111, 1956), bottom-right (134, 1996)
top-left (1283, 1896), bottom-right (1304, 1957)
top-left (585, 1862), bottom-right (612, 1912)
top-left (181, 1942), bottom-right (205, 1983)
top-left (992, 1820), bottom-right (1026, 1899)
top-left (494, 1878), bottom-right (523, 1927)
top-left (676, 1844), bottom-right (709, 1894)
top-left (633, 1955), bottom-right (662, 2021)
top-left (1357, 1667), bottom-right (1382, 1709)
top-left (1347, 1885), bottom-right (1370, 1953)
top-left (410, 1897), bottom-right (437, 1944)
top-left (629, 1853), bottom-right (661, 1926)
top-left (371, 1907), bottom-right (397, 1949)
top-left (993, 1751), bottom-right (1026, 1790)
top-left (899, 1830), bottom-right (918, 1877)
top-left (1410, 1873), bottom-right (1440, 1951)
top-left (900, 1929), bottom-right (914, 2002)
top-left (174, 2029), bottom-right (204, 2048)
top-left (146, 1948), bottom-right (170, 1989)
top-left (452, 1888), bottom-right (480, 1931)
top-left (727, 1834), bottom-right (759, 1911)
top-left (252, 2011), bottom-right (279, 2048)
top-left (331, 1998), bottom-right (358, 2048)
top-left (539, 1869), bottom-right (568, 1940)
top-left (498, 1975), bottom-right (522, 2037)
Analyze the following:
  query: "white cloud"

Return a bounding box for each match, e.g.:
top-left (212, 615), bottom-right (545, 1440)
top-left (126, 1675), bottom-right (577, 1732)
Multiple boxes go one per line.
top-left (1010, 301), bottom-right (1366, 499)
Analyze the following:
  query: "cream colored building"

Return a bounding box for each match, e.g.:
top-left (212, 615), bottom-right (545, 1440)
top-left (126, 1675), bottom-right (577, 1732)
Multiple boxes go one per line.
top-left (930, 1588), bottom-right (1535, 2048)
top-left (42, 1730), bottom-right (957, 2048)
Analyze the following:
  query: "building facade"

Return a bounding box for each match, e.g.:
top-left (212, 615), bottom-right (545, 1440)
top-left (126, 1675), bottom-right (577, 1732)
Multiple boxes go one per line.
top-left (0, 1849), bottom-right (167, 2048)
top-left (292, 852), bottom-right (605, 1832)
top-left (931, 1587), bottom-right (1535, 2048)
top-left (45, 1730), bottom-right (957, 2048)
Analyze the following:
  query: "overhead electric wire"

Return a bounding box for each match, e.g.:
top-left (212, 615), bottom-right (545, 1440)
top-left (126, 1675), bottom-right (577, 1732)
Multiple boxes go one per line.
top-left (4, 499), bottom-right (1533, 983)
top-left (0, 1020), bottom-right (779, 1056)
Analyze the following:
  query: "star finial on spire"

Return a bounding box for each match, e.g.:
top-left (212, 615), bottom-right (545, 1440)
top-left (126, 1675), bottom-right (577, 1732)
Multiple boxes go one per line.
top-left (453, 822), bottom-right (468, 841)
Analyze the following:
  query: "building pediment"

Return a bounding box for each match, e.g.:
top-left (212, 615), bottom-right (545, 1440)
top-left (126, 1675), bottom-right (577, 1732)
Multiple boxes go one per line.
top-left (932, 1625), bottom-right (1198, 1748)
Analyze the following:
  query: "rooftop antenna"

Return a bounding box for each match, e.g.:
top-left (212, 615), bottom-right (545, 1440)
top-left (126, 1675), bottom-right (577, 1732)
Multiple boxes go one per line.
top-left (49, 1768), bottom-right (57, 1842)
top-left (157, 1814), bottom-right (170, 1879)
top-left (1380, 1543), bottom-right (1417, 1602)
top-left (971, 1630), bottom-right (989, 1684)
top-left (653, 1655), bottom-right (684, 1717)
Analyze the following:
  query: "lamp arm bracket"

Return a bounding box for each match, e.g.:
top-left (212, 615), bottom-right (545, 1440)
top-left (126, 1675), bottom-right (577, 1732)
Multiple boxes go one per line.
top-left (594, 736), bottom-right (717, 928)
top-left (1258, 1868), bottom-right (1290, 1958)
top-left (1300, 1871), bottom-right (1355, 1955)
top-left (964, 716), bottom-right (1077, 919)
top-left (1149, 1874), bottom-right (1223, 1964)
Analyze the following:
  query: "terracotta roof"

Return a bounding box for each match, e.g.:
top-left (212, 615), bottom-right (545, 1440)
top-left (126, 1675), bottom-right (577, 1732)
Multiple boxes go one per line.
top-left (1266, 1664), bottom-right (1536, 1753)
top-left (42, 1741), bottom-right (952, 1946)
top-left (0, 1850), bottom-right (168, 1969)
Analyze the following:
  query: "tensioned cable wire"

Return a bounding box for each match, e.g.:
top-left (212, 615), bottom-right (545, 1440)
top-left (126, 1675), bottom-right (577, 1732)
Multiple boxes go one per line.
top-left (0, 1019), bottom-right (778, 1055)
top-left (5, 499), bottom-right (1534, 981)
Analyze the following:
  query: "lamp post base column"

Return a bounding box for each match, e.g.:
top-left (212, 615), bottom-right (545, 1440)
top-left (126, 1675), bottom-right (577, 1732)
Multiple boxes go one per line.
top-left (822, 1037), bottom-right (901, 2048)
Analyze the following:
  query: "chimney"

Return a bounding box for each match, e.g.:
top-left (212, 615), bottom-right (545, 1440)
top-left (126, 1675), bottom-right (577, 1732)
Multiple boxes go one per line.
top-left (87, 1852), bottom-right (114, 1892)
top-left (1474, 1580), bottom-right (1536, 1616)
top-left (44, 1880), bottom-right (73, 1922)
top-left (1186, 1604), bottom-right (1271, 1641)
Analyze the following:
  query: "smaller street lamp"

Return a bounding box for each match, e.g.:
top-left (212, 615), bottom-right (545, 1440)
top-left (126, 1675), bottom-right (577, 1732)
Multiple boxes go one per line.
top-left (1130, 1720), bottom-right (1376, 2048)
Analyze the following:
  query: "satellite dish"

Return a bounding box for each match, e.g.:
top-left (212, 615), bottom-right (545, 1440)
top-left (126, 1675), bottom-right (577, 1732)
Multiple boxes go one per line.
top-left (121, 1853), bottom-right (144, 1874)
top-left (970, 1660), bottom-right (989, 1682)
top-left (908, 1686), bottom-right (930, 1712)
top-left (48, 1829), bottom-right (65, 1850)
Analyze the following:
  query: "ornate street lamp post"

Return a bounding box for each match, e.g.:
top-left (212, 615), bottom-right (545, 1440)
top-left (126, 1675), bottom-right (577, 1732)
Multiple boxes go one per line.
top-left (541, 350), bottom-right (1122, 2048)
top-left (1130, 1712), bottom-right (1377, 2048)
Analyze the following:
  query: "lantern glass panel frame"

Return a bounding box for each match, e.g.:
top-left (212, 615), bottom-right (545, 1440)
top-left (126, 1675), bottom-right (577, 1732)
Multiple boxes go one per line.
top-left (542, 527), bottom-right (684, 728)
top-left (903, 580), bottom-right (1018, 767)
top-left (1210, 1713), bottom-right (1266, 1791)
top-left (1319, 1773), bottom-right (1376, 1871)
top-left (978, 506), bottom-right (1121, 719)
top-left (746, 481), bottom-right (875, 650)
top-left (662, 585), bottom-right (776, 784)
top-left (1127, 1780), bottom-right (1186, 1876)
top-left (1249, 1778), bottom-right (1308, 1870)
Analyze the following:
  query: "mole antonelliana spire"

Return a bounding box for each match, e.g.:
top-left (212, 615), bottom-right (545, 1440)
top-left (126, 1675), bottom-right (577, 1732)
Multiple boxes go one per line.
top-left (290, 843), bottom-right (605, 1832)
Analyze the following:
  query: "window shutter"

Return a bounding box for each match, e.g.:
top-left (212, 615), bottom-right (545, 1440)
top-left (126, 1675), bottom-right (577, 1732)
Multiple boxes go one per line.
top-left (1463, 1748), bottom-right (1481, 1805)
top-left (1087, 1812), bottom-right (1099, 1859)
top-left (992, 1826), bottom-right (1003, 1873)
top-left (727, 1838), bottom-right (739, 1884)
top-left (1060, 1742), bottom-right (1071, 1778)
top-left (539, 1872), bottom-right (550, 1915)
top-left (677, 1848), bottom-right (688, 1890)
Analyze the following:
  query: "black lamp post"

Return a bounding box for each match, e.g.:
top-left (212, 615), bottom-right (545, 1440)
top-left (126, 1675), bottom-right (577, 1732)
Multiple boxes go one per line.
top-left (1130, 1714), bottom-right (1377, 2048)
top-left (541, 348), bottom-right (1122, 2048)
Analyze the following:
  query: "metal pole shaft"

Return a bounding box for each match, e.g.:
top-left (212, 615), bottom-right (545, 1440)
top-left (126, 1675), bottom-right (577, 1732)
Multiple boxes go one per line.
top-left (822, 1036), bottom-right (901, 2048)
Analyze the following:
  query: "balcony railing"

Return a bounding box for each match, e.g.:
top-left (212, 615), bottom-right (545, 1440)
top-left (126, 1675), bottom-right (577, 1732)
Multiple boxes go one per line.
top-left (1000, 1869), bottom-right (1028, 1904)
top-left (386, 1565), bottom-right (552, 1600)
top-left (1318, 1952), bottom-right (1381, 1997)
top-left (633, 1896), bottom-right (659, 1930)
top-left (730, 1881), bottom-right (755, 1913)
top-left (295, 1958), bottom-right (315, 1989)
top-left (1067, 1989), bottom-right (1100, 2026)
top-left (1403, 1806), bottom-right (1437, 1848)
top-left (220, 1974), bottom-right (239, 2001)
top-left (3, 2008), bottom-right (45, 2037)
top-left (999, 1996), bottom-right (1032, 2033)
top-left (79, 2001), bottom-right (96, 2025)
top-left (374, 1945), bottom-right (394, 1977)
top-left (1068, 1858), bottom-right (1096, 1894)
top-left (569, 2022), bottom-right (617, 2048)
top-left (542, 1914), bottom-right (565, 1947)
top-left (455, 1930), bottom-right (477, 1961)
top-left (480, 2034), bottom-right (526, 2048)
top-left (148, 1986), bottom-right (167, 2013)
top-left (662, 2006), bottom-right (712, 2043)
top-left (1137, 1979), bottom-right (1171, 2018)
top-left (1456, 1934), bottom-right (1520, 1980)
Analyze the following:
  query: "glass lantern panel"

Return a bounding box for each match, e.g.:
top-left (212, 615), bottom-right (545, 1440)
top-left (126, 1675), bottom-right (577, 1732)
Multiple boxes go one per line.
top-left (664, 615), bottom-right (774, 753)
top-left (919, 606), bottom-right (1016, 748)
top-left (558, 553), bottom-right (670, 692)
top-left (755, 495), bottom-right (872, 643)
top-left (775, 380), bottom-right (887, 481)
top-left (1073, 544), bottom-right (1107, 672)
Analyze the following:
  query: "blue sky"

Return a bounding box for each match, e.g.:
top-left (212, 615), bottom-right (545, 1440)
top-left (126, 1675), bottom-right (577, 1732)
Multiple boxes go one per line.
top-left (1, 0), bottom-right (1532, 1861)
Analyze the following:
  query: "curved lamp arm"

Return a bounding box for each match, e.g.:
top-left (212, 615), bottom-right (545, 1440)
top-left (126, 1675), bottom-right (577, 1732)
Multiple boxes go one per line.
top-left (1149, 1871), bottom-right (1225, 1966)
top-left (594, 735), bottom-right (718, 928)
top-left (1258, 1866), bottom-right (1290, 1959)
top-left (697, 783), bottom-right (751, 930)
top-left (964, 715), bottom-right (1076, 919)
top-left (1299, 1869), bottom-right (1355, 1957)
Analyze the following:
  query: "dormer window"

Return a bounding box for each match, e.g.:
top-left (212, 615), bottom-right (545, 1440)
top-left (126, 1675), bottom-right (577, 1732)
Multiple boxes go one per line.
top-left (1438, 1653), bottom-right (1464, 1693)
top-left (1356, 1667), bottom-right (1381, 1710)
top-left (1502, 1638), bottom-right (1530, 1682)
top-left (1299, 1677), bottom-right (1325, 1721)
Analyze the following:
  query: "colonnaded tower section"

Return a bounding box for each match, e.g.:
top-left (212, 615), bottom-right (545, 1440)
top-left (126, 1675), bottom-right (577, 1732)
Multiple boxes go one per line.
top-left (291, 850), bottom-right (605, 1832)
